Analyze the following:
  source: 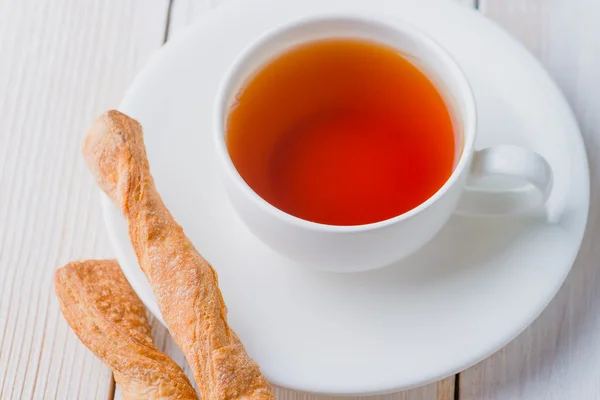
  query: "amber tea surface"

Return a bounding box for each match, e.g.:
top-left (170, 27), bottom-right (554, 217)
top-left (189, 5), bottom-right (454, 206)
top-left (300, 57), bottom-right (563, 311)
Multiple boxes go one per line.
top-left (226, 39), bottom-right (455, 226)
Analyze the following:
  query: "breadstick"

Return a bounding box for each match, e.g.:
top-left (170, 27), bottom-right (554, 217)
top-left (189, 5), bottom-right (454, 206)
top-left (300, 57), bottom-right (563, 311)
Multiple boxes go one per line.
top-left (83, 111), bottom-right (275, 400)
top-left (54, 259), bottom-right (198, 400)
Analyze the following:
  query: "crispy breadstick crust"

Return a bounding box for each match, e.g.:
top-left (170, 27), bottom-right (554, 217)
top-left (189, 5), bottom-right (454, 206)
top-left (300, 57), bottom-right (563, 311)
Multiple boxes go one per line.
top-left (83, 111), bottom-right (275, 400)
top-left (54, 259), bottom-right (198, 400)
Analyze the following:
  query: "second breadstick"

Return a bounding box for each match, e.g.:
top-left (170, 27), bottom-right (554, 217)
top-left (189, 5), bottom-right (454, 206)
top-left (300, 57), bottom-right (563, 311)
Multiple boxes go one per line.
top-left (55, 259), bottom-right (198, 400)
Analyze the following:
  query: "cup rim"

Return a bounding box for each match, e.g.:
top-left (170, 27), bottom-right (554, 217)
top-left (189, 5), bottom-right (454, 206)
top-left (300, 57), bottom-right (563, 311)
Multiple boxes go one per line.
top-left (213, 14), bottom-right (476, 233)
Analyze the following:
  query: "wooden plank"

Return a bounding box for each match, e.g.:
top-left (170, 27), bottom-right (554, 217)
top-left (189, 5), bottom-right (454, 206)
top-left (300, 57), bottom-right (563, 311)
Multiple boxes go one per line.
top-left (168, 0), bottom-right (219, 40)
top-left (0, 0), bottom-right (169, 399)
top-left (460, 1), bottom-right (600, 399)
top-left (455, 0), bottom-right (476, 7)
top-left (167, 0), bottom-right (476, 39)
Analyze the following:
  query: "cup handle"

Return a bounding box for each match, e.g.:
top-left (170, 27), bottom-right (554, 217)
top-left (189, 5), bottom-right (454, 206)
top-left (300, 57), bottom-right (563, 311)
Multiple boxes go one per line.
top-left (455, 145), bottom-right (553, 215)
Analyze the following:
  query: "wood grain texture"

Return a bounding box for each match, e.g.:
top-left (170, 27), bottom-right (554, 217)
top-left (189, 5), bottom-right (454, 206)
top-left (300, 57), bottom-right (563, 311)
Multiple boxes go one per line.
top-left (460, 1), bottom-right (600, 399)
top-left (0, 0), bottom-right (168, 399)
top-left (166, 0), bottom-right (476, 40)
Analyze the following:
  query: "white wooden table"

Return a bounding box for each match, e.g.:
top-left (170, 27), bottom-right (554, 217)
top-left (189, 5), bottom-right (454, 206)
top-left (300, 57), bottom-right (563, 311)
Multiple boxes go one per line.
top-left (0, 0), bottom-right (598, 399)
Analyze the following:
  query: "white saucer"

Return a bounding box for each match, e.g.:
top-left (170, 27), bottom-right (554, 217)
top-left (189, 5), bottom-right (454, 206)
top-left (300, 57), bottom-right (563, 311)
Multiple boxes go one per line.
top-left (103, 0), bottom-right (589, 395)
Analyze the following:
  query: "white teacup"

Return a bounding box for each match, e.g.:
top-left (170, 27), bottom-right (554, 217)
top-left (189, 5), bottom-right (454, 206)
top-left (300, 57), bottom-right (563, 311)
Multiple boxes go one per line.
top-left (213, 15), bottom-right (553, 273)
